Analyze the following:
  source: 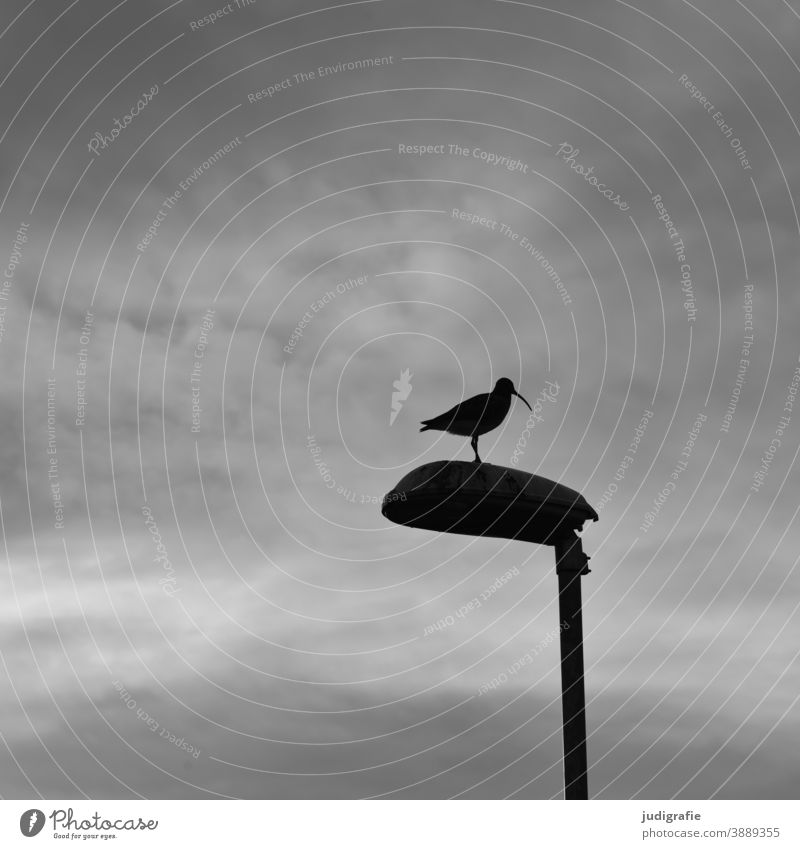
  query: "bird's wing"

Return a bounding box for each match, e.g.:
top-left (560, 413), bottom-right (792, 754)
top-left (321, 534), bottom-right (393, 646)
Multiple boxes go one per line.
top-left (420, 400), bottom-right (463, 426)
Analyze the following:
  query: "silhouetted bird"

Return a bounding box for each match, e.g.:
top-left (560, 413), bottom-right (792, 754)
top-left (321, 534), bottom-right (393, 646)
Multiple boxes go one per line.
top-left (419, 377), bottom-right (532, 462)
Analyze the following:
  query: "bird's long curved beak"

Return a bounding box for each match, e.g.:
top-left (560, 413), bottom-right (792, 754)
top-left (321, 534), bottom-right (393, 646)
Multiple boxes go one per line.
top-left (513, 390), bottom-right (532, 410)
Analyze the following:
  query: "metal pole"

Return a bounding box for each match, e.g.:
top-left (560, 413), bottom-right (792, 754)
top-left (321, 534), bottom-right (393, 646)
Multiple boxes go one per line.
top-left (555, 534), bottom-right (590, 800)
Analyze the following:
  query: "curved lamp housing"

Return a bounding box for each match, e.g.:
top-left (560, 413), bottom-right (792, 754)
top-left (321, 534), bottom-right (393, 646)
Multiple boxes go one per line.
top-left (382, 461), bottom-right (598, 545)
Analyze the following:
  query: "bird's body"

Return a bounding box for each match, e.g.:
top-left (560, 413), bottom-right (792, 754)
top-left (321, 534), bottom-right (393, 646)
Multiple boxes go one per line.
top-left (419, 391), bottom-right (511, 437)
top-left (420, 377), bottom-right (532, 462)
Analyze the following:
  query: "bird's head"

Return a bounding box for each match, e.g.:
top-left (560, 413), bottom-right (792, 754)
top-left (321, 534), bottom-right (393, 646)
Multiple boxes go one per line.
top-left (494, 377), bottom-right (532, 410)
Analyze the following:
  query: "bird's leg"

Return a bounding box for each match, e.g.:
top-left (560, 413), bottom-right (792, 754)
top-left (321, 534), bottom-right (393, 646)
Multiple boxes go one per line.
top-left (471, 435), bottom-right (482, 463)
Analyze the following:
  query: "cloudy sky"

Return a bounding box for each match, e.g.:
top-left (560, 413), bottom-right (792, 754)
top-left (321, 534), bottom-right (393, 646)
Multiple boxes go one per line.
top-left (0, 0), bottom-right (798, 799)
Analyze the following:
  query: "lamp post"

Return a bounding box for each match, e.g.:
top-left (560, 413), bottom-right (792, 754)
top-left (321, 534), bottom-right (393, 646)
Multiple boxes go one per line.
top-left (555, 534), bottom-right (590, 799)
top-left (382, 460), bottom-right (597, 799)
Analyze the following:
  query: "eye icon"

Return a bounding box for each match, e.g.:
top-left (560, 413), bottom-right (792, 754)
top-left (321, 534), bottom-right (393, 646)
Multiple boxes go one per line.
top-left (19, 809), bottom-right (46, 837)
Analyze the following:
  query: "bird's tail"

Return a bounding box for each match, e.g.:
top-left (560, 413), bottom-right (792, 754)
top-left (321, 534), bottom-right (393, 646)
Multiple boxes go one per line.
top-left (419, 421), bottom-right (432, 432)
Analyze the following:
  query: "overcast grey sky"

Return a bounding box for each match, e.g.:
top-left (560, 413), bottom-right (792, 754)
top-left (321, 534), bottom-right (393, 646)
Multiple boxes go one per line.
top-left (0, 0), bottom-right (798, 799)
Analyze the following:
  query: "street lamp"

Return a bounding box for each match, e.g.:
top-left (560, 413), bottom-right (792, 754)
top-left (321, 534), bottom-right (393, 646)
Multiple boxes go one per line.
top-left (382, 459), bottom-right (598, 799)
